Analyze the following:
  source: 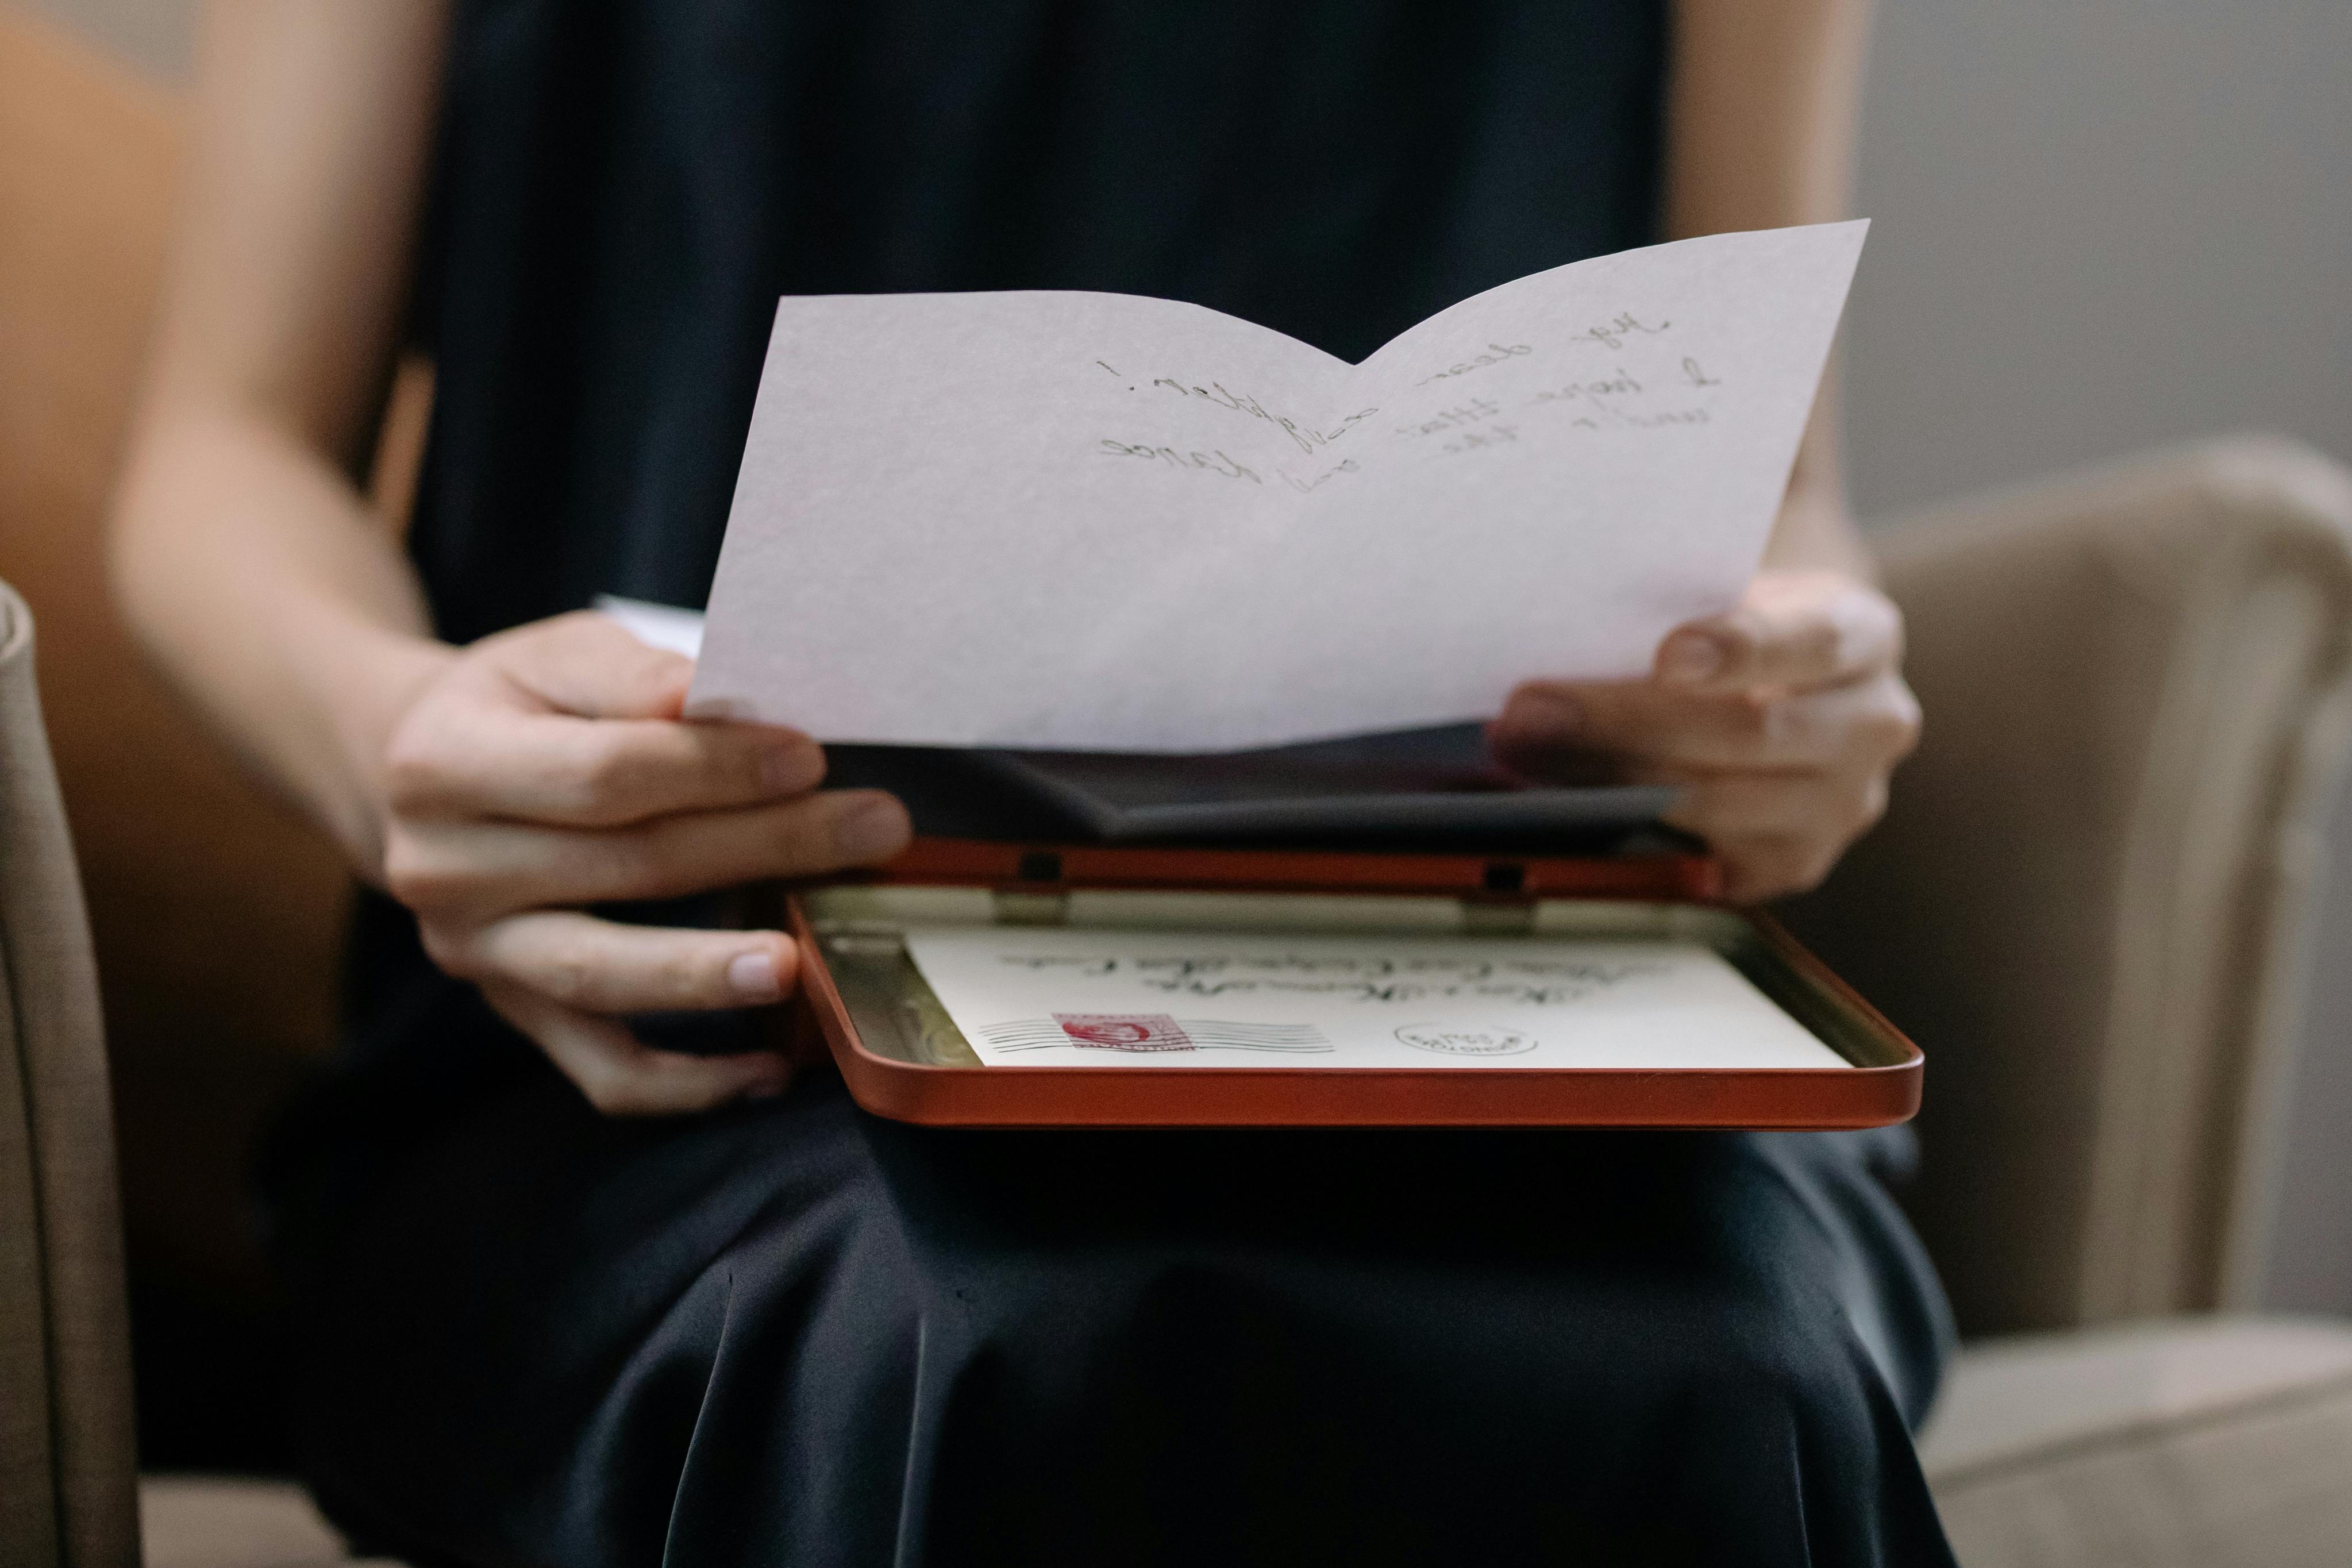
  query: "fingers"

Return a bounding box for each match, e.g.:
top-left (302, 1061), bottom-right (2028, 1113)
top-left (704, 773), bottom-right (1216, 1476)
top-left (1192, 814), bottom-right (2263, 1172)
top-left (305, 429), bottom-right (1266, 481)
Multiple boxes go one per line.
top-left (1495, 672), bottom-right (1920, 774)
top-left (380, 611), bottom-right (887, 1118)
top-left (431, 911), bottom-right (802, 1014)
top-left (388, 608), bottom-right (829, 827)
top-left (480, 979), bottom-right (791, 1117)
top-left (1489, 607), bottom-right (1922, 903)
top-left (386, 787), bottom-right (913, 923)
top-left (387, 704), bottom-right (825, 826)
top-left (482, 610), bottom-right (700, 719)
top-left (1653, 571), bottom-right (1903, 694)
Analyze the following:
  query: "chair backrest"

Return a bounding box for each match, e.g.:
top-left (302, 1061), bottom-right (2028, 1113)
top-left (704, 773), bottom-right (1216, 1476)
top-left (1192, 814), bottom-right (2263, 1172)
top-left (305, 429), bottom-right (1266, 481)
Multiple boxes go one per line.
top-left (0, 5), bottom-right (349, 1329)
top-left (1788, 437), bottom-right (2352, 1336)
top-left (1, 580), bottom-right (140, 1566)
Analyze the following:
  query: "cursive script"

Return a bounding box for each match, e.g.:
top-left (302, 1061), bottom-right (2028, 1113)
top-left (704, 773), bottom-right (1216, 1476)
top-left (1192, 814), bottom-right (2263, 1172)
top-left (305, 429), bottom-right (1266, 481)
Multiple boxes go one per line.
top-left (1146, 377), bottom-right (1377, 455)
top-left (1564, 311), bottom-right (1672, 350)
top-left (1097, 440), bottom-right (1263, 481)
top-left (1000, 951), bottom-right (1665, 1006)
top-left (1279, 457), bottom-right (1361, 494)
top-left (1415, 341), bottom-right (1534, 386)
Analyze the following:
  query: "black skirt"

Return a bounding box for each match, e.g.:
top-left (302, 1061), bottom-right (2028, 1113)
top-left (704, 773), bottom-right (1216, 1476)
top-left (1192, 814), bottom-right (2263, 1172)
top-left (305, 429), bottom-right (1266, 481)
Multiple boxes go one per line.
top-left (276, 1045), bottom-right (1957, 1567)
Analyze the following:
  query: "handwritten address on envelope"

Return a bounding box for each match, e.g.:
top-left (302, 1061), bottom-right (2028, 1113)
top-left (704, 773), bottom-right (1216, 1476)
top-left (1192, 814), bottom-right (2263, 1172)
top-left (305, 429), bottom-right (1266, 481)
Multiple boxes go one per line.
top-left (899, 926), bottom-right (1849, 1070)
top-left (688, 222), bottom-right (1868, 752)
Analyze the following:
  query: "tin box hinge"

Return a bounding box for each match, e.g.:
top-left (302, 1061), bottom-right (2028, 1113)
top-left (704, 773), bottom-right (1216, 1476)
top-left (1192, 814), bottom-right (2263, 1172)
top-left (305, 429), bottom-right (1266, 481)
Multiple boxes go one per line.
top-left (1460, 860), bottom-right (1535, 935)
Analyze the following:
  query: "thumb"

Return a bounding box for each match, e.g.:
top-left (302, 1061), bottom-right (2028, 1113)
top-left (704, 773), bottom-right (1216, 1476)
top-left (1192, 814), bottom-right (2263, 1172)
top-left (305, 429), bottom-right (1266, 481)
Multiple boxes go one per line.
top-left (486, 610), bottom-right (697, 720)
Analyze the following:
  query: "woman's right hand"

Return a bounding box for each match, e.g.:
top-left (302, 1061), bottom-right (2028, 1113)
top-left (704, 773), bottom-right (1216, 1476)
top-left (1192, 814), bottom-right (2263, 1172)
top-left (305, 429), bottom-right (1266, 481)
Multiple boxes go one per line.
top-left (375, 611), bottom-right (911, 1115)
top-left (106, 8), bottom-right (909, 1119)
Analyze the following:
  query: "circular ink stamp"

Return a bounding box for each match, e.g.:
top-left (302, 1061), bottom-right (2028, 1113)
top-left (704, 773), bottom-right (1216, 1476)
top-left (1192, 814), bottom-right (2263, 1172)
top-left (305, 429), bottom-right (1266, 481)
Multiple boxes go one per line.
top-left (1053, 1013), bottom-right (1196, 1052)
top-left (1395, 1022), bottom-right (1537, 1057)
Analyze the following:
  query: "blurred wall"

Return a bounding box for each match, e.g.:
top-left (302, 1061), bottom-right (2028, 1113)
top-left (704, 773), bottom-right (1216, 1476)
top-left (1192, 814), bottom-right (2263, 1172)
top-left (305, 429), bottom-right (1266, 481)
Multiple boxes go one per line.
top-left (1843, 0), bottom-right (2351, 517)
top-left (28, 0), bottom-right (2352, 1312)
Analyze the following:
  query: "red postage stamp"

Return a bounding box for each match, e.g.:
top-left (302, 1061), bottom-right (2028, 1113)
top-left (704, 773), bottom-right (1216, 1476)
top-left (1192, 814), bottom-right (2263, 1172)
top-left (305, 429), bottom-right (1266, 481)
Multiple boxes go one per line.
top-left (1051, 1013), bottom-right (1196, 1052)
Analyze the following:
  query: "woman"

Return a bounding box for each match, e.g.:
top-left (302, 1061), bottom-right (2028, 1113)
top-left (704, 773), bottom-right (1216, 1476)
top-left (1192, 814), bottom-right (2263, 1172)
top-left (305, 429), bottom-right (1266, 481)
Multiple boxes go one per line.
top-left (113, 1), bottom-right (1946, 1562)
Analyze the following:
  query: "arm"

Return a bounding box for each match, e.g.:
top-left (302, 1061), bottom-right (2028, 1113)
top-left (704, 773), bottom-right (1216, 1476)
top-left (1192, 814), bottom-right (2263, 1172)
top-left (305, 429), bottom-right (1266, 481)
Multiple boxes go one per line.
top-left (1493, 0), bottom-right (1918, 900)
top-left (111, 0), bottom-right (450, 865)
top-left (1666, 0), bottom-right (1876, 583)
top-left (111, 1), bottom-right (907, 1114)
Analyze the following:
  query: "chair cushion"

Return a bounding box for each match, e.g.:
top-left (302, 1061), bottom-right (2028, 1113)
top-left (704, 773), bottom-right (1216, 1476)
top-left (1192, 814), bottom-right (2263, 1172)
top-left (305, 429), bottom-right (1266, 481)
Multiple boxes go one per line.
top-left (138, 1474), bottom-right (397, 1568)
top-left (1922, 1316), bottom-right (2352, 1566)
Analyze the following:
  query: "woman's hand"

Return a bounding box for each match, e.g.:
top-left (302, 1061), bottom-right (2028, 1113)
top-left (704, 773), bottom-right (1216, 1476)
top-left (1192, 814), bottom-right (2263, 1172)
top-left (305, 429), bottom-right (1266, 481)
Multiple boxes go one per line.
top-left (376, 611), bottom-right (911, 1115)
top-left (1489, 571), bottom-right (1920, 902)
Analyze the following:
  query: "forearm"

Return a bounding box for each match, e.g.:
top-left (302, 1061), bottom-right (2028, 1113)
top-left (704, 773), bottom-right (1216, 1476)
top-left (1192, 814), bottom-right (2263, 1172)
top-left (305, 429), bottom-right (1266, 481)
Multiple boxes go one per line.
top-left (1766, 488), bottom-right (1873, 581)
top-left (111, 402), bottom-right (451, 875)
top-left (1665, 0), bottom-right (1878, 586)
top-left (1763, 372), bottom-right (1874, 582)
top-left (110, 1), bottom-right (455, 875)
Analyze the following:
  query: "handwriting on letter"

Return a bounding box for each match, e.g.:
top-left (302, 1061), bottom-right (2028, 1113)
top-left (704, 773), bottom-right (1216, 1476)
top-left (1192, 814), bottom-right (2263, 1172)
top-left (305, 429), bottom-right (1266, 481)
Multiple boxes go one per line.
top-left (1415, 341), bottom-right (1534, 386)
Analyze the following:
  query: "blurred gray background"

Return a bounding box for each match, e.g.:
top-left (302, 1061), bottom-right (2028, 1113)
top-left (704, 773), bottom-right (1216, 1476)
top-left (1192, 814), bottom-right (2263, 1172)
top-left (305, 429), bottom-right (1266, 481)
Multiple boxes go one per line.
top-left (30, 0), bottom-right (2352, 1309)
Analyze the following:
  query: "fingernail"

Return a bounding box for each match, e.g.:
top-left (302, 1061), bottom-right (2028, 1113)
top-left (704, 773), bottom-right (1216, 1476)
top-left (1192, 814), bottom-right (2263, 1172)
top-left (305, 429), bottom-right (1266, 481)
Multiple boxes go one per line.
top-left (833, 795), bottom-right (912, 861)
top-left (761, 741), bottom-right (823, 793)
top-left (727, 951), bottom-right (782, 1002)
top-left (1660, 633), bottom-right (1725, 684)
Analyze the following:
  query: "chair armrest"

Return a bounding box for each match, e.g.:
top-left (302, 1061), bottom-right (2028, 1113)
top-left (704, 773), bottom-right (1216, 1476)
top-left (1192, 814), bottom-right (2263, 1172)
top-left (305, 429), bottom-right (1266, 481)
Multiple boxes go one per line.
top-left (1784, 436), bottom-right (2352, 1334)
top-left (0, 580), bottom-right (141, 1566)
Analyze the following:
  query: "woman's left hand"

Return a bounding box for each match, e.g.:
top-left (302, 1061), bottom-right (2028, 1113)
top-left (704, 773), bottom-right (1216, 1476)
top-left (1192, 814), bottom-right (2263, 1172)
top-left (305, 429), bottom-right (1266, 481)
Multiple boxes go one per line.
top-left (1488, 570), bottom-right (1922, 903)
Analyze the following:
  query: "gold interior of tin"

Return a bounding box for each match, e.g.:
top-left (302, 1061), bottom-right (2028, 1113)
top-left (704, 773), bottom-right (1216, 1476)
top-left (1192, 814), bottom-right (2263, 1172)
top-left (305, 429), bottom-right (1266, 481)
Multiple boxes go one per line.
top-left (802, 885), bottom-right (1904, 1071)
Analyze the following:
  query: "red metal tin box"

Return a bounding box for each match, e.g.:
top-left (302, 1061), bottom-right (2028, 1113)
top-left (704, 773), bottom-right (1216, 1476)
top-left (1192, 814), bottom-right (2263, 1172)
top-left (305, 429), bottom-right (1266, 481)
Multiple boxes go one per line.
top-left (786, 838), bottom-right (1920, 1130)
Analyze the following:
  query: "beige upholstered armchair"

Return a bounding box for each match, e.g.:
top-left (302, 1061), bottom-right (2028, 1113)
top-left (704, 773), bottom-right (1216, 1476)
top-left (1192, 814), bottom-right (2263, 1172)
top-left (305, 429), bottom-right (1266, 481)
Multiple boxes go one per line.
top-left (1791, 438), bottom-right (2352, 1563)
top-left (1801, 438), bottom-right (2352, 1336)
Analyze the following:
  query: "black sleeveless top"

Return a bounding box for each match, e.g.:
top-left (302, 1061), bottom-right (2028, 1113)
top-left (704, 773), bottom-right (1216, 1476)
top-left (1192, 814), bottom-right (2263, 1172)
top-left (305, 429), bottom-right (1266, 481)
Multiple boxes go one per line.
top-left (407, 0), bottom-right (1668, 644)
top-left (306, 0), bottom-right (1674, 1127)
